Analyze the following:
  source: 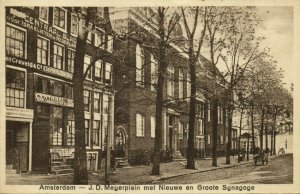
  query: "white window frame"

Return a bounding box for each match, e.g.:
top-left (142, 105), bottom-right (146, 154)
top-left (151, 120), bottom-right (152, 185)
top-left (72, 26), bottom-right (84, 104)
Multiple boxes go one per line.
top-left (53, 42), bottom-right (65, 70)
top-left (52, 7), bottom-right (67, 32)
top-left (94, 27), bottom-right (105, 49)
top-left (107, 34), bottom-right (113, 53)
top-left (95, 60), bottom-right (103, 80)
top-left (150, 54), bottom-right (158, 91)
top-left (39, 7), bottom-right (49, 23)
top-left (67, 48), bottom-right (75, 73)
top-left (36, 35), bottom-right (50, 66)
top-left (86, 22), bottom-right (93, 44)
top-left (151, 116), bottom-right (155, 138)
top-left (167, 66), bottom-right (175, 97)
top-left (207, 133), bottom-right (211, 144)
top-left (6, 24), bottom-right (27, 59)
top-left (84, 55), bottom-right (93, 80)
top-left (198, 119), bottom-right (203, 136)
top-left (70, 13), bottom-right (79, 37)
top-left (178, 69), bottom-right (183, 99)
top-left (136, 44), bottom-right (144, 87)
top-left (186, 72), bottom-right (191, 98)
top-left (136, 113), bottom-right (145, 137)
top-left (104, 62), bottom-right (112, 84)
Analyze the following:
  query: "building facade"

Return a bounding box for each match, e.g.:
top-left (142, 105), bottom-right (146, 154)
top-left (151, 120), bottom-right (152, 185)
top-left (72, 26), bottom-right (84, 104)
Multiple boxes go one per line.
top-left (5, 7), bottom-right (115, 173)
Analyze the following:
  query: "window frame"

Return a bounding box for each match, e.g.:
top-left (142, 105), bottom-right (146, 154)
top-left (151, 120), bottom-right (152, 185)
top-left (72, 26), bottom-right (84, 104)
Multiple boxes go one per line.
top-left (167, 66), bottom-right (175, 97)
top-left (5, 24), bottom-right (27, 59)
top-left (52, 7), bottom-right (67, 32)
top-left (150, 116), bottom-right (155, 138)
top-left (94, 27), bottom-right (105, 49)
top-left (67, 49), bottom-right (75, 73)
top-left (135, 44), bottom-right (145, 87)
top-left (39, 7), bottom-right (49, 23)
top-left (84, 55), bottom-right (93, 80)
top-left (136, 113), bottom-right (145, 137)
top-left (150, 54), bottom-right (158, 91)
top-left (53, 42), bottom-right (65, 70)
top-left (36, 35), bottom-right (50, 66)
top-left (70, 13), bottom-right (79, 37)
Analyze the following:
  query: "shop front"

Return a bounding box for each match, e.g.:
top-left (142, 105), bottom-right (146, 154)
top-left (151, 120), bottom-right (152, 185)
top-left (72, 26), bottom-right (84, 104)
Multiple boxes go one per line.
top-left (6, 107), bottom-right (34, 172)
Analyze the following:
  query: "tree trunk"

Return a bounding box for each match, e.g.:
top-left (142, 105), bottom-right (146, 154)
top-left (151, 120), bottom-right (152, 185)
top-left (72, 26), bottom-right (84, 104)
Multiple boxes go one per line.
top-left (270, 130), bottom-right (273, 156)
top-left (265, 107), bottom-right (269, 150)
top-left (73, 33), bottom-right (88, 184)
top-left (152, 8), bottom-right (166, 175)
top-left (246, 135), bottom-right (249, 161)
top-left (260, 107), bottom-right (265, 149)
top-left (186, 43), bottom-right (197, 169)
top-left (251, 104), bottom-right (255, 153)
top-left (237, 108), bottom-right (244, 163)
top-left (273, 132), bottom-right (276, 155)
top-left (226, 90), bottom-right (233, 165)
top-left (211, 98), bottom-right (218, 167)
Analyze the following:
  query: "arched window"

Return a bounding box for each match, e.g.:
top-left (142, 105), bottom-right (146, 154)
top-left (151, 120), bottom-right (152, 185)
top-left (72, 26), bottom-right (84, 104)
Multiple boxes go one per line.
top-left (136, 44), bottom-right (144, 87)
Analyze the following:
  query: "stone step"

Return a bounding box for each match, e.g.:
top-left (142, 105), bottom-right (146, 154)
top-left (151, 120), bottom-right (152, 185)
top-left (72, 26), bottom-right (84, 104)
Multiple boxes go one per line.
top-left (6, 164), bottom-right (14, 170)
top-left (6, 169), bottom-right (18, 174)
top-left (53, 168), bottom-right (74, 175)
top-left (52, 164), bottom-right (73, 170)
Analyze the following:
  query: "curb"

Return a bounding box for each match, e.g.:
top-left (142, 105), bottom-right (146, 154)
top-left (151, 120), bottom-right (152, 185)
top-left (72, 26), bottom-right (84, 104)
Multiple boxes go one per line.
top-left (152, 160), bottom-right (253, 183)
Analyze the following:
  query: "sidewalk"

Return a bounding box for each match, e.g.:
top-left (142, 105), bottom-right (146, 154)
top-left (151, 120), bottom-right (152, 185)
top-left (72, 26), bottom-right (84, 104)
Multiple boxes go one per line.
top-left (6, 155), bottom-right (258, 185)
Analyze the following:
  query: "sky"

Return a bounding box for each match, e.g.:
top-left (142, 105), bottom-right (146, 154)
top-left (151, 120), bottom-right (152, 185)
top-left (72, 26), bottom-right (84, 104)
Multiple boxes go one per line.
top-left (255, 6), bottom-right (293, 89)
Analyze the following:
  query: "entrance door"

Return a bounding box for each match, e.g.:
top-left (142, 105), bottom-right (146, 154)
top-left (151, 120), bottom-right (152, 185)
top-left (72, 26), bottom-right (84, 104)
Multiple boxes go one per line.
top-left (115, 129), bottom-right (126, 157)
top-left (6, 121), bottom-right (29, 172)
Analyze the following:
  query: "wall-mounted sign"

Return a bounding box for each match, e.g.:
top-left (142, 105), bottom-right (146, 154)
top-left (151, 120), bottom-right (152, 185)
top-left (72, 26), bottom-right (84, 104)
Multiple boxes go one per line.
top-left (35, 92), bottom-right (74, 107)
top-left (6, 107), bottom-right (34, 119)
top-left (6, 57), bottom-right (73, 80)
top-left (7, 8), bottom-right (77, 48)
top-left (50, 148), bottom-right (74, 157)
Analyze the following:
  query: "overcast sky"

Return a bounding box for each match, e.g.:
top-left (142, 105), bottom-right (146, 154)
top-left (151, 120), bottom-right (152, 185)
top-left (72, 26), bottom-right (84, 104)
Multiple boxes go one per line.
top-left (256, 6), bottom-right (293, 89)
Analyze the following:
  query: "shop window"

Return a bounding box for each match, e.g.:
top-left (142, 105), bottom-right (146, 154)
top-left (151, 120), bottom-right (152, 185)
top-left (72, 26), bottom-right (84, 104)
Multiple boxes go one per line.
top-left (104, 63), bottom-right (112, 84)
top-left (150, 54), bottom-right (158, 91)
top-left (136, 113), bottom-right (145, 137)
top-left (39, 7), bottom-right (49, 23)
top-left (37, 36), bottom-right (49, 65)
top-left (67, 110), bottom-right (75, 146)
top-left (70, 14), bottom-right (78, 36)
top-left (36, 104), bottom-right (49, 118)
top-left (85, 120), bottom-right (90, 146)
top-left (95, 28), bottom-right (105, 48)
top-left (84, 90), bottom-right (90, 112)
top-left (53, 43), bottom-right (65, 70)
top-left (95, 60), bottom-right (103, 80)
top-left (67, 49), bottom-right (75, 73)
top-left (50, 107), bottom-right (63, 146)
top-left (93, 121), bottom-right (100, 146)
top-left (151, 116), bottom-right (155, 138)
top-left (6, 25), bottom-right (26, 58)
top-left (65, 85), bottom-right (73, 99)
top-left (50, 80), bottom-right (63, 97)
top-left (84, 55), bottom-right (92, 80)
top-left (53, 7), bottom-right (66, 31)
top-left (136, 44), bottom-right (144, 87)
top-left (94, 92), bottom-right (101, 113)
top-left (6, 68), bottom-right (25, 108)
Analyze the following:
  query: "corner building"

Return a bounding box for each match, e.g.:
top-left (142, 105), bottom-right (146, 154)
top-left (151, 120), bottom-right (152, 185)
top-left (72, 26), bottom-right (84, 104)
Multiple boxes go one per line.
top-left (5, 7), bottom-right (115, 173)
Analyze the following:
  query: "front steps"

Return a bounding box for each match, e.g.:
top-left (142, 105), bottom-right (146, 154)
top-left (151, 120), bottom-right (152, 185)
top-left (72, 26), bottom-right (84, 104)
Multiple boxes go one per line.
top-left (116, 157), bottom-right (131, 168)
top-left (51, 159), bottom-right (74, 175)
top-left (6, 164), bottom-right (19, 176)
top-left (173, 151), bottom-right (186, 162)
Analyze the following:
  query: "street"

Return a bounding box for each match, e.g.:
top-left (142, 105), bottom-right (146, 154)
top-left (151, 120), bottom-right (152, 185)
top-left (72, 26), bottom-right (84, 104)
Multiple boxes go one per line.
top-left (158, 154), bottom-right (293, 184)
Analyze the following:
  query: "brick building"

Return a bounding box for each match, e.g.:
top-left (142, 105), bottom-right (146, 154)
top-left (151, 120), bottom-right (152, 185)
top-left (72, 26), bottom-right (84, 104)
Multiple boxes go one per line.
top-left (5, 7), bottom-right (115, 174)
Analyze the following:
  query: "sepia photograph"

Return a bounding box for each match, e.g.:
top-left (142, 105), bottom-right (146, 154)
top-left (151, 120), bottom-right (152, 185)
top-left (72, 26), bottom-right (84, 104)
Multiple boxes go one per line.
top-left (0, 0), bottom-right (299, 193)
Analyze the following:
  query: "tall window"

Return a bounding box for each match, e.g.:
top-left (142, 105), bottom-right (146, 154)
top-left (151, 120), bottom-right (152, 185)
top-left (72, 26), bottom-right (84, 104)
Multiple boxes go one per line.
top-left (93, 121), bottom-right (100, 146)
top-left (178, 122), bottom-right (184, 139)
top-left (104, 63), bottom-right (112, 84)
top-left (50, 107), bottom-right (63, 145)
top-left (67, 49), bottom-right (75, 73)
top-left (218, 106), bottom-right (223, 124)
top-left (167, 66), bottom-right (175, 97)
top-left (197, 119), bottom-right (204, 135)
top-left (107, 35), bottom-right (113, 52)
top-left (84, 90), bottom-right (90, 112)
top-left (39, 7), bottom-right (49, 23)
top-left (53, 43), bottom-right (64, 70)
top-left (84, 55), bottom-right (92, 79)
top-left (207, 133), bottom-right (211, 144)
top-left (186, 72), bottom-right (191, 98)
top-left (53, 7), bottom-right (66, 31)
top-left (6, 68), bottom-right (25, 108)
top-left (95, 28), bottom-right (104, 48)
top-left (151, 116), bottom-right (156, 138)
top-left (136, 44), bottom-right (144, 87)
top-left (94, 92), bottom-right (101, 113)
top-left (6, 25), bottom-right (26, 58)
top-left (150, 54), bottom-right (158, 91)
top-left (85, 120), bottom-right (90, 146)
top-left (95, 60), bottom-right (103, 80)
top-left (86, 23), bottom-right (93, 44)
top-left (70, 14), bottom-right (78, 36)
top-left (178, 69), bottom-right (183, 98)
top-left (136, 113), bottom-right (145, 137)
top-left (207, 102), bottom-right (210, 122)
top-left (67, 110), bottom-right (75, 146)
top-left (37, 37), bottom-right (49, 65)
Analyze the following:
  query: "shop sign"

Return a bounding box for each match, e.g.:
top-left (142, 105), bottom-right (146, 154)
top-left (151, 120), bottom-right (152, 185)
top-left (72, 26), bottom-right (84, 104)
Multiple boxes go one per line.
top-left (6, 107), bottom-right (34, 119)
top-left (35, 93), bottom-right (74, 107)
top-left (6, 57), bottom-right (73, 79)
top-left (50, 148), bottom-right (74, 157)
top-left (7, 8), bottom-right (77, 48)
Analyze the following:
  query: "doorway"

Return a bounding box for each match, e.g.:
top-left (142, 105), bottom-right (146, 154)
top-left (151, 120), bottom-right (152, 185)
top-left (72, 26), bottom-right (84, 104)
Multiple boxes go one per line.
top-left (115, 128), bottom-right (126, 157)
top-left (6, 121), bottom-right (29, 172)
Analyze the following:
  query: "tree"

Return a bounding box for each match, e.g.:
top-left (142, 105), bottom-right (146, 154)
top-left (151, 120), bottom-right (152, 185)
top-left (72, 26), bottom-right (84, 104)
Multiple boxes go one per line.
top-left (181, 7), bottom-right (207, 169)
